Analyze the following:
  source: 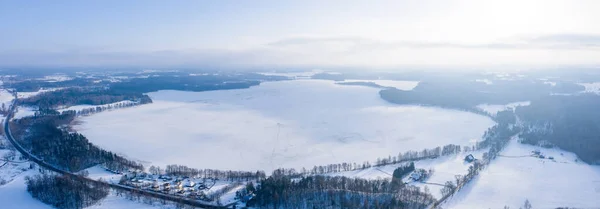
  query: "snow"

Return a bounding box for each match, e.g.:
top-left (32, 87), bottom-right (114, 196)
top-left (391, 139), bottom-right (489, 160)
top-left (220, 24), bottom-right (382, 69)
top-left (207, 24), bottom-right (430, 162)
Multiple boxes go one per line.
top-left (257, 70), bottom-right (323, 78)
top-left (579, 82), bottom-right (600, 94)
top-left (59, 101), bottom-right (137, 113)
top-left (327, 150), bottom-right (487, 199)
top-left (38, 75), bottom-right (73, 82)
top-left (87, 193), bottom-right (170, 209)
top-left (476, 101), bottom-right (531, 116)
top-left (475, 79), bottom-right (493, 85)
top-left (0, 89), bottom-right (13, 111)
top-left (17, 88), bottom-right (63, 99)
top-left (443, 139), bottom-right (600, 209)
top-left (342, 79), bottom-right (420, 90)
top-left (13, 106), bottom-right (37, 119)
top-left (74, 80), bottom-right (495, 173)
top-left (326, 165), bottom-right (400, 180)
top-left (0, 170), bottom-right (53, 209)
top-left (84, 165), bottom-right (123, 184)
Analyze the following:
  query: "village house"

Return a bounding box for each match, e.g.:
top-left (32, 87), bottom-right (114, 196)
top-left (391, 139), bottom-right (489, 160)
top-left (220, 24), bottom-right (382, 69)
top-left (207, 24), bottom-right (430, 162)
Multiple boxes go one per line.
top-left (464, 154), bottom-right (476, 163)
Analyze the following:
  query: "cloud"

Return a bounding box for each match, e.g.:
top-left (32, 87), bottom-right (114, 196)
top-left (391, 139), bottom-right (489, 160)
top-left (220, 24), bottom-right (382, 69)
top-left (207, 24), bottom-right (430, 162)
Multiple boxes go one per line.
top-left (265, 34), bottom-right (600, 51)
top-left (2, 34), bottom-right (600, 68)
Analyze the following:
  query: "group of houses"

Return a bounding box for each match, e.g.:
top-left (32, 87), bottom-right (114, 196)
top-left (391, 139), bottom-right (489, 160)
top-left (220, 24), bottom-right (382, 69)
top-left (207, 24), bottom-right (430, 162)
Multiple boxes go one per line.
top-left (123, 172), bottom-right (217, 201)
top-left (532, 149), bottom-right (554, 160)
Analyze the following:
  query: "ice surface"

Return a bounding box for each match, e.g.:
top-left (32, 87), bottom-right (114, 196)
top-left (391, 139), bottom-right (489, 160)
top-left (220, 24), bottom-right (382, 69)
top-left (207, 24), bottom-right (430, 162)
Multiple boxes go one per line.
top-left (74, 80), bottom-right (495, 172)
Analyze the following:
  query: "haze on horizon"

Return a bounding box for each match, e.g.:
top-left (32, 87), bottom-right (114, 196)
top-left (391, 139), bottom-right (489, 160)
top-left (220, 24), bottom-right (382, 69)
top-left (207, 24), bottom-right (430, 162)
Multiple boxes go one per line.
top-left (1, 0), bottom-right (600, 69)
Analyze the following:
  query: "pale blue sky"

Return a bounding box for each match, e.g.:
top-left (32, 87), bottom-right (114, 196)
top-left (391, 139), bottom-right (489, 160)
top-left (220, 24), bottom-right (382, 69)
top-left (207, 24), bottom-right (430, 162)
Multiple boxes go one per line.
top-left (1, 0), bottom-right (600, 68)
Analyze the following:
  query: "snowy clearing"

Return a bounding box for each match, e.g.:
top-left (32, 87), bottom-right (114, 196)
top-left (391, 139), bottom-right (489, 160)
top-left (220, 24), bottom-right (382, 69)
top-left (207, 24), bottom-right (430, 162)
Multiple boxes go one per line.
top-left (16, 88), bottom-right (64, 99)
top-left (38, 75), bottom-right (73, 82)
top-left (0, 89), bottom-right (13, 111)
top-left (59, 100), bottom-right (137, 113)
top-left (342, 79), bottom-right (420, 90)
top-left (579, 82), bottom-right (600, 94)
top-left (443, 139), bottom-right (600, 209)
top-left (87, 193), bottom-right (169, 209)
top-left (476, 101), bottom-right (530, 116)
top-left (543, 81), bottom-right (557, 86)
top-left (13, 106), bottom-right (37, 119)
top-left (0, 169), bottom-right (53, 209)
top-left (74, 80), bottom-right (495, 173)
top-left (84, 165), bottom-right (123, 184)
top-left (257, 70), bottom-right (324, 78)
top-left (327, 150), bottom-right (486, 199)
top-left (474, 79), bottom-right (493, 85)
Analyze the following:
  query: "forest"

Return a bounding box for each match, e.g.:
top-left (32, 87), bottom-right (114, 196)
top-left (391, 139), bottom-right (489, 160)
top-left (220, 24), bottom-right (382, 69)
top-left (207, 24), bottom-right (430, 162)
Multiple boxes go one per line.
top-left (25, 173), bottom-right (110, 209)
top-left (379, 79), bottom-right (583, 116)
top-left (516, 94), bottom-right (600, 164)
top-left (247, 172), bottom-right (435, 209)
top-left (9, 77), bottom-right (92, 92)
top-left (19, 87), bottom-right (152, 109)
top-left (302, 143), bottom-right (462, 176)
top-left (108, 73), bottom-right (287, 94)
top-left (11, 112), bottom-right (143, 172)
top-left (148, 164), bottom-right (267, 182)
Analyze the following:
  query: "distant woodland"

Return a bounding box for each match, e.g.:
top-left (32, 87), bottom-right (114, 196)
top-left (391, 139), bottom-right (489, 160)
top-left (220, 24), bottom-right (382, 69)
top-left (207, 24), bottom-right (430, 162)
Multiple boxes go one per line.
top-left (108, 73), bottom-right (287, 94)
top-left (11, 112), bottom-right (143, 172)
top-left (516, 94), bottom-right (600, 164)
top-left (26, 174), bottom-right (109, 209)
top-left (379, 79), bottom-right (600, 164)
top-left (379, 79), bottom-right (584, 116)
top-left (248, 172), bottom-right (435, 209)
top-left (19, 87), bottom-right (152, 109)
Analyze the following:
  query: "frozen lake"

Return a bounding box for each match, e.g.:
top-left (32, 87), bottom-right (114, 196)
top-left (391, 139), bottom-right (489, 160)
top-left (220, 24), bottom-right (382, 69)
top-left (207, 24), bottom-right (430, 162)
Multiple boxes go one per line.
top-left (74, 80), bottom-right (495, 172)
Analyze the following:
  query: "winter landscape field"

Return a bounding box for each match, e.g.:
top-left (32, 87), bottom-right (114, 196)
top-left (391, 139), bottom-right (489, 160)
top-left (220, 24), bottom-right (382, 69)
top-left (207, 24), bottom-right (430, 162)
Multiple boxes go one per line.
top-left (74, 80), bottom-right (496, 172)
top-left (4, 1), bottom-right (600, 208)
top-left (444, 138), bottom-right (600, 209)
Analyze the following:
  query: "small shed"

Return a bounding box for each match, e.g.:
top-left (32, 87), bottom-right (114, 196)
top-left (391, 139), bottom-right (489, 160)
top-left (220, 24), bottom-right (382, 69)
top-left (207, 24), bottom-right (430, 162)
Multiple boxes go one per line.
top-left (464, 154), bottom-right (476, 163)
top-left (410, 171), bottom-right (422, 181)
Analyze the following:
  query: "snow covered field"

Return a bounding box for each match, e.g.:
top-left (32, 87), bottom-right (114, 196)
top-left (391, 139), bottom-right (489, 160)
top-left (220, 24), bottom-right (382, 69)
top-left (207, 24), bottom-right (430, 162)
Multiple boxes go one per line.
top-left (16, 88), bottom-right (62, 99)
top-left (74, 80), bottom-right (495, 172)
top-left (0, 170), bottom-right (53, 209)
top-left (0, 89), bottom-right (13, 111)
top-left (443, 139), bottom-right (600, 209)
top-left (327, 150), bottom-right (487, 199)
top-left (476, 101), bottom-right (530, 116)
top-left (13, 106), bottom-right (37, 119)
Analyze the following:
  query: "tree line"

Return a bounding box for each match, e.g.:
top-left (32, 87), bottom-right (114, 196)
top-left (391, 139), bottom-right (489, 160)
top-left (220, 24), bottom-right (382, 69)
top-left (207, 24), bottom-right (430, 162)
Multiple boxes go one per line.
top-left (247, 173), bottom-right (435, 209)
top-left (147, 164), bottom-right (267, 182)
top-left (295, 144), bottom-right (463, 176)
top-left (11, 112), bottom-right (143, 172)
top-left (19, 87), bottom-right (152, 110)
top-left (516, 94), bottom-right (600, 164)
top-left (61, 100), bottom-right (142, 116)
